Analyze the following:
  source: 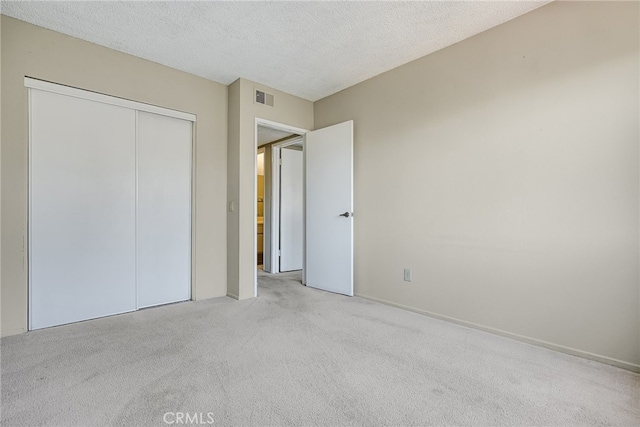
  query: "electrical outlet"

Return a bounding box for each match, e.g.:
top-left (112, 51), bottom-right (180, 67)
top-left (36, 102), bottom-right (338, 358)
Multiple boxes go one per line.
top-left (404, 268), bottom-right (412, 282)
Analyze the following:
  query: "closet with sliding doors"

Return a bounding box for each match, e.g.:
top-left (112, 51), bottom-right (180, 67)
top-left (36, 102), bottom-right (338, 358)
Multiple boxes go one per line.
top-left (27, 78), bottom-right (193, 330)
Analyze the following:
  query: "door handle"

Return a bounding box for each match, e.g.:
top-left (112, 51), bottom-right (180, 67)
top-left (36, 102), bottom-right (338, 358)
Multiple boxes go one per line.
top-left (339, 212), bottom-right (352, 218)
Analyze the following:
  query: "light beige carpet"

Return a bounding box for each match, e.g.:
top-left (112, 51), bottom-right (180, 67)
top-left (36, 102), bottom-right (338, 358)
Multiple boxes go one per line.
top-left (1, 270), bottom-right (639, 426)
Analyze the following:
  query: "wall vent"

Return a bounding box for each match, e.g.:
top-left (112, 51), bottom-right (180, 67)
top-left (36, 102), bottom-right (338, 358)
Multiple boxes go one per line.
top-left (255, 89), bottom-right (274, 107)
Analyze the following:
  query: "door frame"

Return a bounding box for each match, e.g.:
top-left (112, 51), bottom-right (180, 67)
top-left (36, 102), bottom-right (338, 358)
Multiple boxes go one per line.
top-left (254, 118), bottom-right (308, 296)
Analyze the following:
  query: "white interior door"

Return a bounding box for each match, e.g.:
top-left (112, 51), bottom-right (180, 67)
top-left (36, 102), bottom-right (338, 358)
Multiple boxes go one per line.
top-left (279, 147), bottom-right (303, 272)
top-left (30, 90), bottom-right (137, 329)
top-left (305, 121), bottom-right (354, 296)
top-left (136, 112), bottom-right (192, 308)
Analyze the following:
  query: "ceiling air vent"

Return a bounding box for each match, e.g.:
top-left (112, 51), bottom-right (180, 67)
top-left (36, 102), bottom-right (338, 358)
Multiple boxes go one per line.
top-left (255, 89), bottom-right (274, 107)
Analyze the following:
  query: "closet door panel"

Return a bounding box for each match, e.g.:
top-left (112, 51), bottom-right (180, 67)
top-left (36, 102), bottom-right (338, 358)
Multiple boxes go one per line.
top-left (30, 90), bottom-right (137, 329)
top-left (137, 112), bottom-right (191, 308)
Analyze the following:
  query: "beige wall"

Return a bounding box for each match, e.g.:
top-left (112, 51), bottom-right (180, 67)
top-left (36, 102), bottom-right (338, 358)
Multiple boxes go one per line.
top-left (1, 16), bottom-right (228, 336)
top-left (227, 78), bottom-right (313, 299)
top-left (314, 1), bottom-right (640, 369)
top-left (227, 80), bottom-right (242, 299)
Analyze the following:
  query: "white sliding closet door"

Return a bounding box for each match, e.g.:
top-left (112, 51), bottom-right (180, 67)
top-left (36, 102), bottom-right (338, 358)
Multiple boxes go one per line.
top-left (136, 112), bottom-right (192, 308)
top-left (29, 78), bottom-right (195, 330)
top-left (30, 90), bottom-right (137, 330)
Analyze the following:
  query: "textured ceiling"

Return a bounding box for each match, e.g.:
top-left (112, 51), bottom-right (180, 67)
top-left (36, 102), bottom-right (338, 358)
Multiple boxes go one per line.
top-left (1, 1), bottom-right (551, 101)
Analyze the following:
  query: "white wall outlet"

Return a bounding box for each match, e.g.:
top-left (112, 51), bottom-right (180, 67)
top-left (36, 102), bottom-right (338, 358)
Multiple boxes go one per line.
top-left (404, 268), bottom-right (412, 282)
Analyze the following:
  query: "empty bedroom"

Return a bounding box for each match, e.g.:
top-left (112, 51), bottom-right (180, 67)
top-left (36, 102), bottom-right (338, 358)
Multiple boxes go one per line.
top-left (1, 1), bottom-right (639, 426)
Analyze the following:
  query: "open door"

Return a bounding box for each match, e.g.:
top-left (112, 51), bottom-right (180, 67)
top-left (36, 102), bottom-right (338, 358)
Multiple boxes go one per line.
top-left (305, 121), bottom-right (353, 296)
top-left (280, 147), bottom-right (304, 271)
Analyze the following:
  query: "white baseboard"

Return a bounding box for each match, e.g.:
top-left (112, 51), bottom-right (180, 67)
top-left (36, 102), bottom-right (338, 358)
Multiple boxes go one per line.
top-left (226, 292), bottom-right (239, 300)
top-left (355, 293), bottom-right (640, 374)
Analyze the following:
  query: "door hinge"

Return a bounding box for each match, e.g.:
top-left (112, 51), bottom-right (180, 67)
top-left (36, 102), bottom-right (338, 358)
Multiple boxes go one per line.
top-left (278, 249), bottom-right (281, 256)
top-left (279, 158), bottom-right (282, 166)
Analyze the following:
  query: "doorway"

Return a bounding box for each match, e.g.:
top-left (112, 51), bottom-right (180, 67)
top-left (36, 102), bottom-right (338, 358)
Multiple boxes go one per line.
top-left (254, 119), bottom-right (307, 295)
top-left (256, 147), bottom-right (266, 269)
top-left (253, 118), bottom-right (354, 298)
top-left (255, 139), bottom-right (303, 272)
top-left (277, 141), bottom-right (304, 272)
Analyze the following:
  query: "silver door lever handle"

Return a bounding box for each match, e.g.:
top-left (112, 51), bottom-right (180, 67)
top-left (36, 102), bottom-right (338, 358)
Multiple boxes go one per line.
top-left (339, 212), bottom-right (351, 218)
